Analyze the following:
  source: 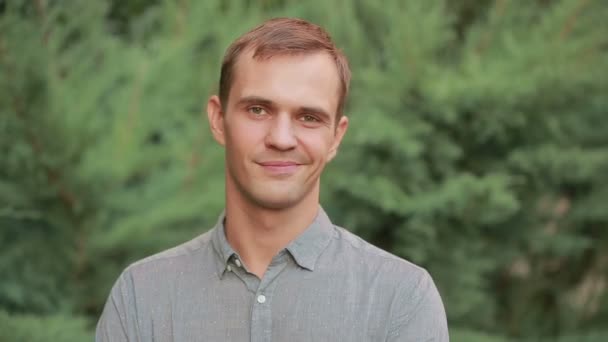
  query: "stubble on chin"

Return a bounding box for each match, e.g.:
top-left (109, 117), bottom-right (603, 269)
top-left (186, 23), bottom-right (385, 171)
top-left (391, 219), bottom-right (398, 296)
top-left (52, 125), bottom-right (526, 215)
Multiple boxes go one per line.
top-left (230, 170), bottom-right (315, 210)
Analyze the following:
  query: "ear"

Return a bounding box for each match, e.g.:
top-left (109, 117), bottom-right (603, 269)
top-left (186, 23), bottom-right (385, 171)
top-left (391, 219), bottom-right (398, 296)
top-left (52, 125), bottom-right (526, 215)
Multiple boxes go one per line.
top-left (327, 115), bottom-right (349, 162)
top-left (207, 95), bottom-right (226, 146)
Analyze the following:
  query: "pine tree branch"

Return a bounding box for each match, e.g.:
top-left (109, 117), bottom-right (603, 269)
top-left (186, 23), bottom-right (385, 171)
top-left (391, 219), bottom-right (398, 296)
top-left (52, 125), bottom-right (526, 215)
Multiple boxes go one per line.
top-left (182, 113), bottom-right (207, 189)
top-left (34, 0), bottom-right (51, 46)
top-left (10, 96), bottom-right (78, 213)
top-left (474, 0), bottom-right (508, 56)
top-left (559, 0), bottom-right (591, 40)
top-left (174, 0), bottom-right (188, 38)
top-left (569, 253), bottom-right (608, 318)
top-left (31, 0), bottom-right (90, 289)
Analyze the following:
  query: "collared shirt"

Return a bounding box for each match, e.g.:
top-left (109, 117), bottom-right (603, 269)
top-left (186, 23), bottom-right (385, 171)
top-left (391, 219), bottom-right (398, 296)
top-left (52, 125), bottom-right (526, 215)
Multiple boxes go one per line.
top-left (96, 207), bottom-right (449, 341)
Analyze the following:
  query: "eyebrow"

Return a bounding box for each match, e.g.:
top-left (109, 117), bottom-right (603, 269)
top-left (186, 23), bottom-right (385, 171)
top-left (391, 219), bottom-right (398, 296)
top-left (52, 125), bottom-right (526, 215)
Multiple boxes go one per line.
top-left (236, 96), bottom-right (332, 122)
top-left (236, 96), bottom-right (275, 108)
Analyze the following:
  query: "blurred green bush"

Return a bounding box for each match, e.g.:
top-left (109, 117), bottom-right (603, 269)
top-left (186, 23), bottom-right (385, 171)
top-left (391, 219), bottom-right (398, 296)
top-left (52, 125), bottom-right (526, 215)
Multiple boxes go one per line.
top-left (0, 310), bottom-right (91, 341)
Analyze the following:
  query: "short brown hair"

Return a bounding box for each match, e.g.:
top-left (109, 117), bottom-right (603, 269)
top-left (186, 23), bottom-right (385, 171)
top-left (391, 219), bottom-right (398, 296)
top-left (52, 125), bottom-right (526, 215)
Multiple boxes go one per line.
top-left (219, 17), bottom-right (351, 117)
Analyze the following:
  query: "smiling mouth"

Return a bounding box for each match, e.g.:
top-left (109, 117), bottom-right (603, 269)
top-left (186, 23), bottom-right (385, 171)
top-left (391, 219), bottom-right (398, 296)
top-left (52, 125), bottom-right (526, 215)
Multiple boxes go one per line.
top-left (257, 161), bottom-right (301, 175)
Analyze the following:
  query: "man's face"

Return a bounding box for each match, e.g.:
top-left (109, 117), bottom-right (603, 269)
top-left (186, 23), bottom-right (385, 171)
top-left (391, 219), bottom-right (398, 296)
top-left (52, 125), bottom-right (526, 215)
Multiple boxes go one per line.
top-left (207, 51), bottom-right (348, 210)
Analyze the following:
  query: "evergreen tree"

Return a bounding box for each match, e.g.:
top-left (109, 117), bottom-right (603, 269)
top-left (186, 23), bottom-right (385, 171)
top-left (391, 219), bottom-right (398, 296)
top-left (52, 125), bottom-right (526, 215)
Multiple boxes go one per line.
top-left (1, 0), bottom-right (606, 340)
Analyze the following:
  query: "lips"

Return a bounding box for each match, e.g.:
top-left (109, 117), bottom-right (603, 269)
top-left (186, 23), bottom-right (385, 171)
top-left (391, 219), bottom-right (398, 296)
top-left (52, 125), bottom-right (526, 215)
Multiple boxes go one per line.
top-left (257, 161), bottom-right (301, 175)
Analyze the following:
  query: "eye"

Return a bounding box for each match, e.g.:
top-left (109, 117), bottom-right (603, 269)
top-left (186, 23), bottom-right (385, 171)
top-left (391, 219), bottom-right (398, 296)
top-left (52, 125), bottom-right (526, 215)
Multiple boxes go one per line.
top-left (300, 114), bottom-right (320, 123)
top-left (248, 106), bottom-right (267, 116)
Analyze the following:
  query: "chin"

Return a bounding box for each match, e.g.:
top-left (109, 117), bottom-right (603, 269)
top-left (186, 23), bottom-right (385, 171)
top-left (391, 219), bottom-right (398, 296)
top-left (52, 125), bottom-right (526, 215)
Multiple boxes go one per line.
top-left (253, 196), bottom-right (301, 210)
top-left (230, 173), bottom-right (314, 210)
top-left (248, 189), bottom-right (306, 210)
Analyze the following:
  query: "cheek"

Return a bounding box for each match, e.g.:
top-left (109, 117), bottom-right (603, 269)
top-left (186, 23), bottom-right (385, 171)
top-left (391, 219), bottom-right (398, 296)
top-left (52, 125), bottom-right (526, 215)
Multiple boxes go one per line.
top-left (226, 114), bottom-right (259, 142)
top-left (226, 118), bottom-right (267, 152)
top-left (298, 130), bottom-right (335, 162)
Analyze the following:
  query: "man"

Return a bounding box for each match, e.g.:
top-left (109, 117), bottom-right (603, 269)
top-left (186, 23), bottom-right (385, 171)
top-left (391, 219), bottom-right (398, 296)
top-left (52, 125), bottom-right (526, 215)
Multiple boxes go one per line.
top-left (97, 17), bottom-right (449, 341)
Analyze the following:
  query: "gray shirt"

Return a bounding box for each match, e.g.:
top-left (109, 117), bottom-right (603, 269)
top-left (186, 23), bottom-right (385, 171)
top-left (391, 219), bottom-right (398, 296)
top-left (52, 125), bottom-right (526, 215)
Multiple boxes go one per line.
top-left (96, 207), bottom-right (449, 341)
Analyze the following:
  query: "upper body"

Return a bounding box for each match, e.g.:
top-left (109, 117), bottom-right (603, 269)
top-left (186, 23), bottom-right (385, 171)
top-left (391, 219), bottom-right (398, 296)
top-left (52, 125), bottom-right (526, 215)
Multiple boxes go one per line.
top-left (97, 17), bottom-right (449, 341)
top-left (96, 208), bottom-right (448, 342)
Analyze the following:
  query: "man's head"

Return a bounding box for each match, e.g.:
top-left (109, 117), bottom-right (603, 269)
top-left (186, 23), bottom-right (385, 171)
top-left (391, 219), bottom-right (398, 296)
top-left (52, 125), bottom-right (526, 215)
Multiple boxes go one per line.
top-left (207, 18), bottom-right (350, 211)
top-left (219, 17), bottom-right (351, 118)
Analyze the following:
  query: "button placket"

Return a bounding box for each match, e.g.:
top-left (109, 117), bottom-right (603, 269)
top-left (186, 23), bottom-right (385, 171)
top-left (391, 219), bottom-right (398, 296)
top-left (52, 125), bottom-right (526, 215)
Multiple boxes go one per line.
top-left (249, 252), bottom-right (293, 342)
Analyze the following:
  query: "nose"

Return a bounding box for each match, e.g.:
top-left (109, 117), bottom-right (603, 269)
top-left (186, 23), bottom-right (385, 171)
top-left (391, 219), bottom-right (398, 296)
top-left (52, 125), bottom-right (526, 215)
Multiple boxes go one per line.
top-left (265, 113), bottom-right (297, 151)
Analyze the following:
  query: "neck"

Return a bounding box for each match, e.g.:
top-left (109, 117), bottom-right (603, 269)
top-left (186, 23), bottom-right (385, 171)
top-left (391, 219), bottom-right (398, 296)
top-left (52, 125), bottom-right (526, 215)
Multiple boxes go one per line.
top-left (224, 183), bottom-right (320, 279)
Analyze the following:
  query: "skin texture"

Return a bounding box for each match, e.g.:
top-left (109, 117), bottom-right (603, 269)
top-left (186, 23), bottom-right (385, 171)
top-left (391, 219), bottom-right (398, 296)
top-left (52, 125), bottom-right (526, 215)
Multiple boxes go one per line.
top-left (207, 50), bottom-right (348, 277)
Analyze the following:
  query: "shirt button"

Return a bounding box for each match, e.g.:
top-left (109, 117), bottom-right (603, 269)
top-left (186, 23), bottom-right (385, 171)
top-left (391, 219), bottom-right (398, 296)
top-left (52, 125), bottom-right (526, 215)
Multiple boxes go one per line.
top-left (257, 294), bottom-right (266, 304)
top-left (234, 259), bottom-right (242, 268)
top-left (226, 265), bottom-right (232, 272)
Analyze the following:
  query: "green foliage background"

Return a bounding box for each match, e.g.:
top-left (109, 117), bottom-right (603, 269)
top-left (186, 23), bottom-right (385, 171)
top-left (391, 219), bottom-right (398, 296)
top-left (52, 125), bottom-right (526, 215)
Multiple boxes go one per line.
top-left (1, 0), bottom-right (607, 340)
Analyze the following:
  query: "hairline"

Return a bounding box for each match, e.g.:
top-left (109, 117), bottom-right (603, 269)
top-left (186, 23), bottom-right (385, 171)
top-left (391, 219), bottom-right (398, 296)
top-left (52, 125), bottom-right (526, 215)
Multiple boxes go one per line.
top-left (222, 47), bottom-right (345, 122)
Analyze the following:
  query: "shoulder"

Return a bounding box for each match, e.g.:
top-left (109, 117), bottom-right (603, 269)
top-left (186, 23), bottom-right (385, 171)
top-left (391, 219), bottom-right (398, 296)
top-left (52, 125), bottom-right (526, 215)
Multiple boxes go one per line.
top-left (97, 230), bottom-right (218, 341)
top-left (331, 225), bottom-right (428, 280)
top-left (320, 224), bottom-right (434, 305)
top-left (122, 229), bottom-right (215, 280)
top-left (325, 225), bottom-right (447, 328)
top-left (329, 226), bottom-right (448, 339)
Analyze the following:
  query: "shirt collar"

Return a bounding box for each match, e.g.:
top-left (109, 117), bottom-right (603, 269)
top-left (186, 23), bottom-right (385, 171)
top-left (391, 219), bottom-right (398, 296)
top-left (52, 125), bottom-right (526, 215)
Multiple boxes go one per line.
top-left (210, 210), bottom-right (237, 278)
top-left (285, 207), bottom-right (334, 271)
top-left (210, 206), bottom-right (334, 277)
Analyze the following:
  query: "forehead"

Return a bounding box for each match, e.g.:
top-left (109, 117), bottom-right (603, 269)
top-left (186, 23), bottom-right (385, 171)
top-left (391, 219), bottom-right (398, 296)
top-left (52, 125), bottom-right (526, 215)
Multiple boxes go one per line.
top-left (228, 50), bottom-right (341, 116)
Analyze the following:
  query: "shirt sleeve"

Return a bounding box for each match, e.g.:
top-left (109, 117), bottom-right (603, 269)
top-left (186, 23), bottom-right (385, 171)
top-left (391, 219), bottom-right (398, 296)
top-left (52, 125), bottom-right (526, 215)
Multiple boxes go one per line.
top-left (386, 269), bottom-right (449, 342)
top-left (96, 270), bottom-right (140, 342)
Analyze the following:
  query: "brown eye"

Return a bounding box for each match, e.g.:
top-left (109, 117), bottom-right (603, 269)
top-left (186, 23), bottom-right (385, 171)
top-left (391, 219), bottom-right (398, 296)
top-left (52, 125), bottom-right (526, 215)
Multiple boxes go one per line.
top-left (248, 106), bottom-right (266, 116)
top-left (301, 114), bottom-right (319, 122)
